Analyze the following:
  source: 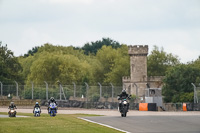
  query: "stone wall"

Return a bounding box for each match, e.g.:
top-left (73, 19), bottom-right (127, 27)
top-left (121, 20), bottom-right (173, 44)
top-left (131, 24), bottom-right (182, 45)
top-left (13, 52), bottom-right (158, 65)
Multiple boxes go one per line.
top-left (69, 96), bottom-right (119, 103)
top-left (40, 100), bottom-right (119, 109)
top-left (0, 99), bottom-right (40, 106)
top-left (147, 76), bottom-right (164, 88)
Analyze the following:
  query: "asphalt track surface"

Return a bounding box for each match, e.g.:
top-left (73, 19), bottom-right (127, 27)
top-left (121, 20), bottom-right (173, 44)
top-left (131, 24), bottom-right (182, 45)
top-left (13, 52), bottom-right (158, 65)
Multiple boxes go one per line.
top-left (1, 107), bottom-right (200, 133)
top-left (83, 115), bottom-right (200, 133)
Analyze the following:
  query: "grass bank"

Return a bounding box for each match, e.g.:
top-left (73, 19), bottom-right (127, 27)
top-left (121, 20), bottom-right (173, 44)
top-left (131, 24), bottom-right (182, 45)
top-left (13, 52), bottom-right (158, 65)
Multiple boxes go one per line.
top-left (0, 112), bottom-right (122, 133)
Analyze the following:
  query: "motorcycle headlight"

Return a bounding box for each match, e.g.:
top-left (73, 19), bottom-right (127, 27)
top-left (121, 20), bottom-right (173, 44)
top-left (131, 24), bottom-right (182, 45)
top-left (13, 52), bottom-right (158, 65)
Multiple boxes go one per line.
top-left (11, 110), bottom-right (14, 113)
top-left (123, 101), bottom-right (127, 104)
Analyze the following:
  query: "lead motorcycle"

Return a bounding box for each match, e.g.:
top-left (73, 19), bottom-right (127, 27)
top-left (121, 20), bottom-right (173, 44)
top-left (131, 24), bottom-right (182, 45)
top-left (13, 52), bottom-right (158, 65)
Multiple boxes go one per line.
top-left (118, 95), bottom-right (131, 117)
top-left (49, 103), bottom-right (57, 117)
top-left (8, 108), bottom-right (16, 117)
top-left (120, 98), bottom-right (129, 117)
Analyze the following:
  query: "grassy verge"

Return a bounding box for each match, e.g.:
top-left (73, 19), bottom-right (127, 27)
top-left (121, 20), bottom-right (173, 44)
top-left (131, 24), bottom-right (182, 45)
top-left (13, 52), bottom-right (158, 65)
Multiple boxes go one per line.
top-left (0, 112), bottom-right (122, 133)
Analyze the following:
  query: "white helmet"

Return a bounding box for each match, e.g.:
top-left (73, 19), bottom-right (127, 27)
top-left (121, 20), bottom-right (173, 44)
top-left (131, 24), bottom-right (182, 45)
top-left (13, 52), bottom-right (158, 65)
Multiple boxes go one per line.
top-left (122, 89), bottom-right (126, 94)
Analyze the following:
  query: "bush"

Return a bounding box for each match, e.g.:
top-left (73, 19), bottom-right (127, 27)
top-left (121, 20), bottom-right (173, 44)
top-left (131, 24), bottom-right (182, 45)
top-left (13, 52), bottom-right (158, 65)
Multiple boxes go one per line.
top-left (179, 92), bottom-right (193, 103)
top-left (91, 93), bottom-right (100, 102)
top-left (130, 94), bottom-right (137, 103)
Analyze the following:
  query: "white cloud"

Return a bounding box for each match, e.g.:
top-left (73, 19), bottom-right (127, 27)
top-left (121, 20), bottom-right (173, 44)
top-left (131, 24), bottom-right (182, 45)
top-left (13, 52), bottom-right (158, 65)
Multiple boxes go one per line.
top-left (105, 29), bottom-right (200, 63)
top-left (166, 44), bottom-right (199, 63)
top-left (10, 28), bottom-right (50, 56)
top-left (47, 0), bottom-right (94, 4)
top-left (0, 0), bottom-right (200, 62)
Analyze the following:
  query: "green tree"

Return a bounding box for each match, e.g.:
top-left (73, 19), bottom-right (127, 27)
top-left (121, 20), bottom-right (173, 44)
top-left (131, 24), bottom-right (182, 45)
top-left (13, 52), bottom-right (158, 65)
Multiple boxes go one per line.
top-left (189, 56), bottom-right (200, 69)
top-left (96, 46), bottom-right (118, 84)
top-left (0, 42), bottom-right (22, 83)
top-left (25, 44), bottom-right (94, 85)
top-left (85, 55), bottom-right (103, 85)
top-left (104, 45), bottom-right (130, 85)
top-left (27, 52), bottom-right (61, 84)
top-left (18, 55), bottom-right (35, 82)
top-left (96, 45), bottom-right (129, 85)
top-left (24, 46), bottom-right (40, 57)
top-left (147, 45), bottom-right (180, 76)
top-left (58, 54), bottom-right (93, 84)
top-left (82, 38), bottom-right (121, 55)
top-left (162, 64), bottom-right (200, 103)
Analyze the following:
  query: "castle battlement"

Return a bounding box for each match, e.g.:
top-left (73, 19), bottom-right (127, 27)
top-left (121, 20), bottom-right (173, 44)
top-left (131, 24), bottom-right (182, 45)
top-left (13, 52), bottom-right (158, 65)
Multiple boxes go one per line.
top-left (128, 45), bottom-right (148, 56)
top-left (122, 76), bottom-right (131, 82)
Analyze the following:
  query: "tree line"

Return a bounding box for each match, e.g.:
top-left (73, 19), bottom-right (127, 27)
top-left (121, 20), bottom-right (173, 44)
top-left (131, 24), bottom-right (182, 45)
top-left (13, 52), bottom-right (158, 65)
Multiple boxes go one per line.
top-left (0, 38), bottom-right (200, 103)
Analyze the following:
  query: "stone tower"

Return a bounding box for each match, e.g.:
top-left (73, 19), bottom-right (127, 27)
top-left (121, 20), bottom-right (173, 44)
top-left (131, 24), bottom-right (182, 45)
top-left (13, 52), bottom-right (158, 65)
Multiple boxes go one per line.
top-left (123, 45), bottom-right (148, 98)
top-left (123, 45), bottom-right (164, 102)
top-left (129, 45), bottom-right (148, 82)
top-left (123, 45), bottom-right (164, 103)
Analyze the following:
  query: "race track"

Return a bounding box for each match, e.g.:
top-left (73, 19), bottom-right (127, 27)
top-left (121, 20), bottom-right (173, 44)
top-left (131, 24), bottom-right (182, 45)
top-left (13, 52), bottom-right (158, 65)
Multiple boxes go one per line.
top-left (1, 107), bottom-right (200, 133)
top-left (83, 115), bottom-right (200, 133)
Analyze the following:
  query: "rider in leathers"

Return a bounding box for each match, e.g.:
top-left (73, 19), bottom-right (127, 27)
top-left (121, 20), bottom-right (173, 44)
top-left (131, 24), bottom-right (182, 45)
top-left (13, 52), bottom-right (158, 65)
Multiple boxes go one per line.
top-left (118, 90), bottom-right (131, 112)
top-left (33, 102), bottom-right (41, 113)
top-left (8, 102), bottom-right (17, 115)
top-left (47, 97), bottom-right (57, 113)
top-left (8, 102), bottom-right (17, 109)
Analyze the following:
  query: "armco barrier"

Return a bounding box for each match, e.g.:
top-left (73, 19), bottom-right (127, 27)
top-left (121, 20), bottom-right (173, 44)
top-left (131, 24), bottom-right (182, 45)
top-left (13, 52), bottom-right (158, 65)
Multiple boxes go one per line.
top-left (139, 103), bottom-right (157, 111)
top-left (186, 103), bottom-right (193, 111)
top-left (183, 103), bottom-right (187, 111)
top-left (148, 103), bottom-right (157, 111)
top-left (139, 103), bottom-right (148, 111)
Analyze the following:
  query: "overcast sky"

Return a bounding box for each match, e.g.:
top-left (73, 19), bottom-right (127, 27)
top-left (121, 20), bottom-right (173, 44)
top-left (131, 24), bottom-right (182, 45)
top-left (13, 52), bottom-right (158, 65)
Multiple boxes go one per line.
top-left (0, 0), bottom-right (200, 63)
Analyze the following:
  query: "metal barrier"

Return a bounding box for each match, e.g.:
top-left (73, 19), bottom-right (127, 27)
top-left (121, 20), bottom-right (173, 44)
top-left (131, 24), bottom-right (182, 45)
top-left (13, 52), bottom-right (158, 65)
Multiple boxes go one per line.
top-left (0, 82), bottom-right (123, 103)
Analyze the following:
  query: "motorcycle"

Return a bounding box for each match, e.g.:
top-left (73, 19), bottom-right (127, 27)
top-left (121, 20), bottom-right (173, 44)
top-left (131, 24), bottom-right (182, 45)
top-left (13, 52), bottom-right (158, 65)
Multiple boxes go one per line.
top-left (120, 98), bottom-right (129, 117)
top-left (8, 108), bottom-right (16, 117)
top-left (34, 107), bottom-right (41, 117)
top-left (49, 103), bottom-right (57, 117)
top-left (118, 94), bottom-right (131, 117)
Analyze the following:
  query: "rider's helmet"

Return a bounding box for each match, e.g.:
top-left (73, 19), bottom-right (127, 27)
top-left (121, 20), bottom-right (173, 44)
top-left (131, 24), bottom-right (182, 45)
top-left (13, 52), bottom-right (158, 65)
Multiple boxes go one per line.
top-left (122, 89), bottom-right (126, 94)
top-left (36, 102), bottom-right (39, 105)
top-left (50, 97), bottom-right (54, 102)
top-left (10, 102), bottom-right (14, 105)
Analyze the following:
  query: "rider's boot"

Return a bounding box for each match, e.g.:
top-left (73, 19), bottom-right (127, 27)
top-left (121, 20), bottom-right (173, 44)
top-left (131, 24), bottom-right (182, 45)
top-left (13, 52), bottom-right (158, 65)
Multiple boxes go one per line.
top-left (119, 103), bottom-right (122, 112)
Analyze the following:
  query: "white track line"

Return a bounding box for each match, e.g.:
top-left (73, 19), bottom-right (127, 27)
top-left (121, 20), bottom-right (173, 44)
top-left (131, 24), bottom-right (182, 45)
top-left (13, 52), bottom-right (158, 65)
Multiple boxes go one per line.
top-left (78, 117), bottom-right (131, 133)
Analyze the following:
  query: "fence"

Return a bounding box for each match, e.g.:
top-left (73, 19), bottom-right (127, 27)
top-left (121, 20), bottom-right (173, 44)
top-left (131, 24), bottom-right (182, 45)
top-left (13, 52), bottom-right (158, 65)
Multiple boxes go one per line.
top-left (192, 83), bottom-right (200, 104)
top-left (2, 82), bottom-right (200, 111)
top-left (162, 103), bottom-right (183, 111)
top-left (0, 82), bottom-right (123, 102)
